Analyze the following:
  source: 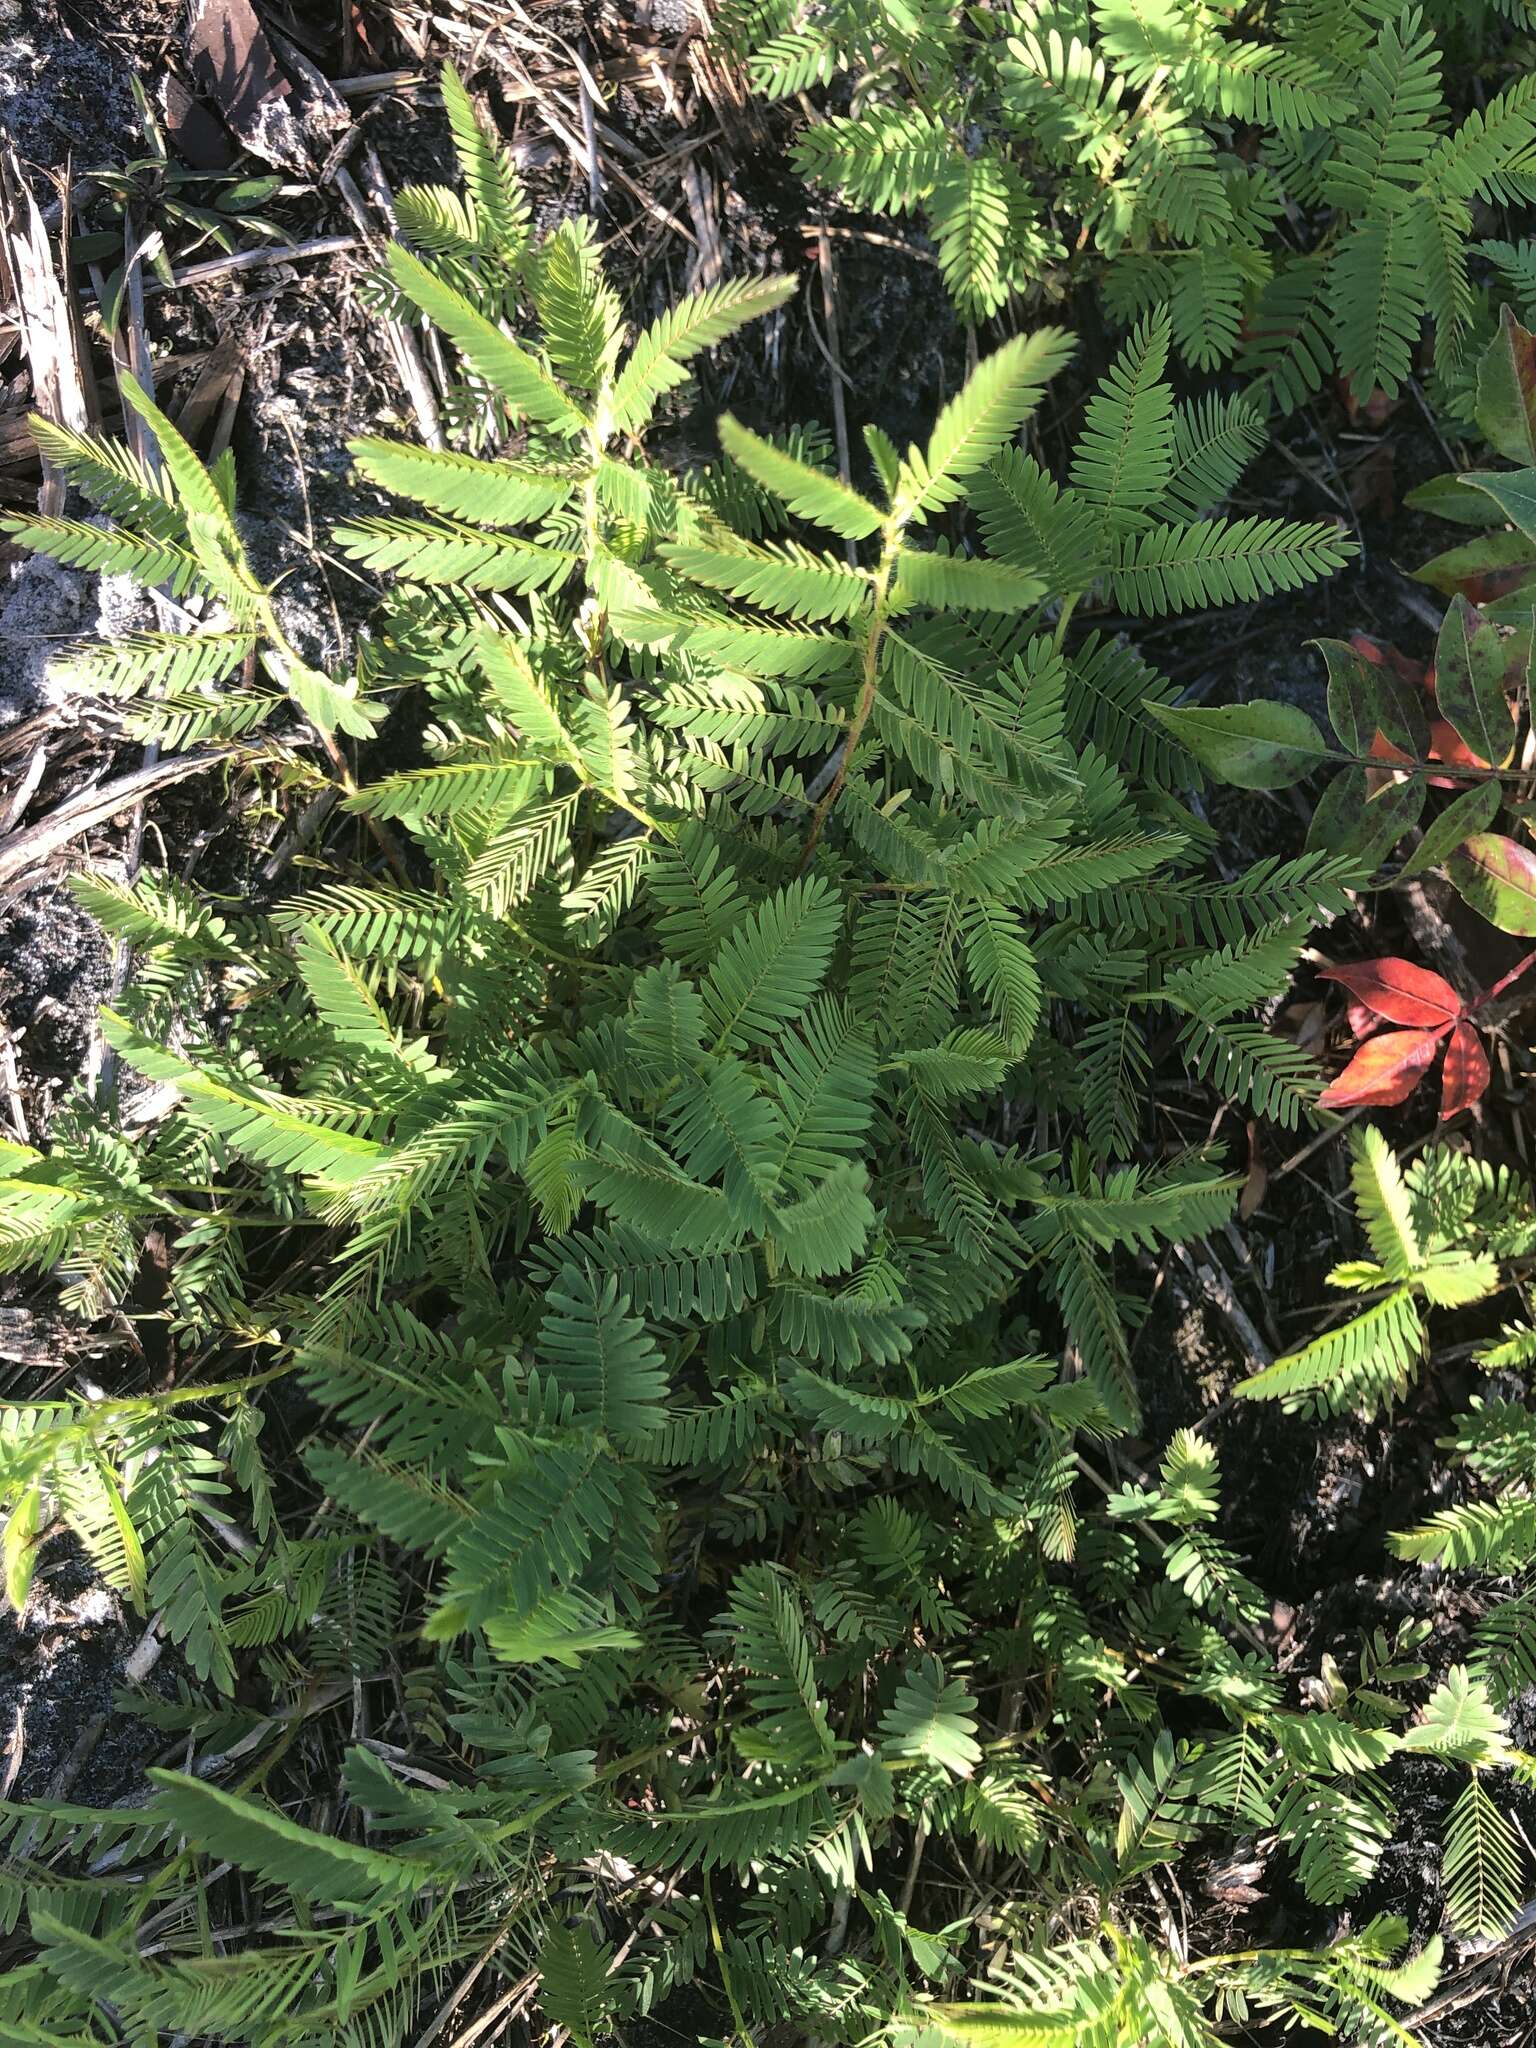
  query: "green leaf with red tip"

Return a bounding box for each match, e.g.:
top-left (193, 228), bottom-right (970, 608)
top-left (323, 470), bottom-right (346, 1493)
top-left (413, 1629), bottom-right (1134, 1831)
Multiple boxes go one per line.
top-left (1342, 636), bottom-right (1431, 758)
top-left (1434, 596), bottom-right (1515, 768)
top-left (1414, 530), bottom-right (1536, 605)
top-left (1446, 833), bottom-right (1536, 935)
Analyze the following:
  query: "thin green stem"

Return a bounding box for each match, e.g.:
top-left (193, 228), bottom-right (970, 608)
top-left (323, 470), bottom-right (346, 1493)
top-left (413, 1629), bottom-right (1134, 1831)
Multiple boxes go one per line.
top-left (1052, 590), bottom-right (1080, 651)
top-left (705, 1872), bottom-right (754, 2048)
top-left (799, 538), bottom-right (898, 871)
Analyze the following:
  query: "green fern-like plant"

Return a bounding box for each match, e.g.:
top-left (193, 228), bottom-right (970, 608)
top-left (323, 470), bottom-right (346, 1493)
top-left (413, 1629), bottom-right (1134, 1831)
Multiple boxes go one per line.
top-left (1235, 1126), bottom-right (1527, 1418)
top-left (723, 0), bottom-right (1536, 411)
top-left (0, 67), bottom-right (1503, 2048)
top-left (1158, 309), bottom-right (1536, 998)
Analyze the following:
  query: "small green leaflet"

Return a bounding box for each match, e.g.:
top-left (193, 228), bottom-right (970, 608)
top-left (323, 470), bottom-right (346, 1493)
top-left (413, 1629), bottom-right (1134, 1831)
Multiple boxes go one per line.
top-left (717, 416), bottom-right (883, 539)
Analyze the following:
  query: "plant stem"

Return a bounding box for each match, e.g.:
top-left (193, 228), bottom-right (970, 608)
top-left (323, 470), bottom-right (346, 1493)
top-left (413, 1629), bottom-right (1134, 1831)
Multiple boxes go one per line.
top-left (705, 1872), bottom-right (755, 2048)
top-left (1472, 947), bottom-right (1536, 1010)
top-left (799, 541), bottom-right (897, 871)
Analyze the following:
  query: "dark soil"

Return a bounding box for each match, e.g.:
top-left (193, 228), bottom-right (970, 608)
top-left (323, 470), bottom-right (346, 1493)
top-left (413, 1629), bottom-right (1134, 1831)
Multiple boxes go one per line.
top-left (0, 0), bottom-right (164, 167)
top-left (0, 1530), bottom-right (172, 1807)
top-left (0, 880), bottom-right (109, 1093)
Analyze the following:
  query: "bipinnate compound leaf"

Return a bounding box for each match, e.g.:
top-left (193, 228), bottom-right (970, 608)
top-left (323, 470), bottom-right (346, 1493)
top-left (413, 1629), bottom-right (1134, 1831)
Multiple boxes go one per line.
top-left (0, 87), bottom-right (1500, 2048)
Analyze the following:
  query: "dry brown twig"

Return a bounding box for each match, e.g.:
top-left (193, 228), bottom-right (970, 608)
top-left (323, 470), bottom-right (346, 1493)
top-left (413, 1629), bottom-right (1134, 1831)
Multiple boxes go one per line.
top-left (328, 160), bottom-right (444, 449)
top-left (0, 752), bottom-right (236, 892)
top-left (0, 150), bottom-right (91, 515)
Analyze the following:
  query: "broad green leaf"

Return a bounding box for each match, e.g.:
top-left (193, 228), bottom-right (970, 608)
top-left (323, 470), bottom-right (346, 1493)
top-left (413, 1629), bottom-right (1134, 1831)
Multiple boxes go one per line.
top-left (1305, 765), bottom-right (1368, 855)
top-left (1404, 472), bottom-right (1509, 525)
top-left (1462, 469), bottom-right (1536, 542)
top-left (1360, 778), bottom-right (1428, 869)
top-left (1147, 700), bottom-right (1331, 788)
top-left (1306, 767), bottom-right (1421, 870)
top-left (1446, 831), bottom-right (1536, 933)
top-left (1397, 777), bottom-right (1503, 879)
top-left (1434, 595), bottom-right (1514, 767)
top-left (1414, 529), bottom-right (1536, 602)
top-left (1313, 638), bottom-right (1382, 753)
top-left (1475, 307), bottom-right (1536, 466)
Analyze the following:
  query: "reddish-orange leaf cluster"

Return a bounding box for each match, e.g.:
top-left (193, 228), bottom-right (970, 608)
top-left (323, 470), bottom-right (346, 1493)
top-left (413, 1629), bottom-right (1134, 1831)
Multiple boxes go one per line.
top-left (1317, 951), bottom-right (1536, 1119)
top-left (1316, 958), bottom-right (1476, 1117)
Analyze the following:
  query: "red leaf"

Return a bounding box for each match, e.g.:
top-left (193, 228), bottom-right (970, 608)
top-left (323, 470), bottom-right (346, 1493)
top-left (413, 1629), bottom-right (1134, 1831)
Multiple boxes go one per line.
top-left (1425, 716), bottom-right (1482, 786)
top-left (1368, 729), bottom-right (1415, 769)
top-left (1429, 717), bottom-right (1490, 771)
top-left (1440, 1019), bottom-right (1490, 1120)
top-left (1319, 958), bottom-right (1463, 1029)
top-left (1317, 1028), bottom-right (1443, 1109)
